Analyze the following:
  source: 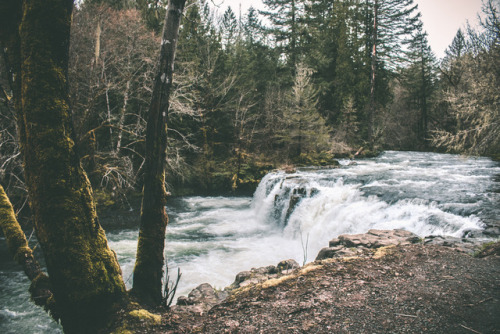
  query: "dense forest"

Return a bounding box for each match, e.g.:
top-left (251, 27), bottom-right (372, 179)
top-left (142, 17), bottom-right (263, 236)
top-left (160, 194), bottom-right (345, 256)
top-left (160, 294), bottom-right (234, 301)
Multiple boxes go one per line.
top-left (1, 0), bottom-right (499, 207)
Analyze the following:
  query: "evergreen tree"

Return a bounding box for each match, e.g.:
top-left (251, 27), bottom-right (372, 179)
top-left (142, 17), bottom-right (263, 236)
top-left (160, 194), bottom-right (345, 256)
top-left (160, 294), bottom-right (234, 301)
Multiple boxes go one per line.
top-left (136, 0), bottom-right (169, 32)
top-left (261, 0), bottom-right (304, 75)
top-left (280, 63), bottom-right (330, 159)
top-left (367, 0), bottom-right (421, 144)
top-left (440, 29), bottom-right (467, 89)
top-left (221, 6), bottom-right (238, 47)
top-left (303, 0), bottom-right (371, 127)
top-left (403, 24), bottom-right (436, 147)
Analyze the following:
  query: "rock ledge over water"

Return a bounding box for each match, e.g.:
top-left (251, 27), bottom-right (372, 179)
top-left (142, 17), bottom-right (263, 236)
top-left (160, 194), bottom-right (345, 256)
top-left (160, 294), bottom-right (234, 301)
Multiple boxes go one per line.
top-left (172, 229), bottom-right (496, 322)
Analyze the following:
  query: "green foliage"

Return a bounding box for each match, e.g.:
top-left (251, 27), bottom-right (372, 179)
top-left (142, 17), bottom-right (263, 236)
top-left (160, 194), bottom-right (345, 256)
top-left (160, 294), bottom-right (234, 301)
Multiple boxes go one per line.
top-left (292, 152), bottom-right (339, 167)
top-left (384, 23), bottom-right (437, 150)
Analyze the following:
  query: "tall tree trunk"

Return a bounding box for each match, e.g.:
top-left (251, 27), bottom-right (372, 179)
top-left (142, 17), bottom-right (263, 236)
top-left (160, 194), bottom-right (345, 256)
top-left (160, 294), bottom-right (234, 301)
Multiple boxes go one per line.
top-left (369, 0), bottom-right (378, 144)
top-left (132, 0), bottom-right (186, 306)
top-left (420, 46), bottom-right (428, 148)
top-left (291, 0), bottom-right (297, 70)
top-left (116, 79), bottom-right (131, 154)
top-left (2, 1), bottom-right (127, 332)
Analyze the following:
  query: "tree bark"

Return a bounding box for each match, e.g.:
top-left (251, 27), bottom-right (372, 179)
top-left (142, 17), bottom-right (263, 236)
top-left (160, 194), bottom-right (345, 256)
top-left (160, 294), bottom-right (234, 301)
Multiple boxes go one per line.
top-left (420, 43), bottom-right (428, 148)
top-left (132, 0), bottom-right (186, 306)
top-left (0, 185), bottom-right (55, 314)
top-left (369, 0), bottom-right (378, 145)
top-left (2, 1), bottom-right (127, 332)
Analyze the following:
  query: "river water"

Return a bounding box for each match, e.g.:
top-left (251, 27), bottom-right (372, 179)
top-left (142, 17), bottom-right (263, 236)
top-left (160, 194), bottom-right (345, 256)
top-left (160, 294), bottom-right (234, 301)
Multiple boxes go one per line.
top-left (1, 151), bottom-right (499, 333)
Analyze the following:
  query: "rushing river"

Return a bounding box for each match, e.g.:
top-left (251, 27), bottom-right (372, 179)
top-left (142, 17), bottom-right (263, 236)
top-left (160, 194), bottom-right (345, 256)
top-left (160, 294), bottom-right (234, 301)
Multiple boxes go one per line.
top-left (1, 151), bottom-right (499, 333)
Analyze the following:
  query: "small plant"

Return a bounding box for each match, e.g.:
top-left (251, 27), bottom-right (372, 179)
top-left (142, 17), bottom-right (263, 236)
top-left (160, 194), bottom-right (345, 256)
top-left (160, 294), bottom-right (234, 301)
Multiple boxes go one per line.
top-left (301, 232), bottom-right (310, 266)
top-left (163, 262), bottom-right (182, 308)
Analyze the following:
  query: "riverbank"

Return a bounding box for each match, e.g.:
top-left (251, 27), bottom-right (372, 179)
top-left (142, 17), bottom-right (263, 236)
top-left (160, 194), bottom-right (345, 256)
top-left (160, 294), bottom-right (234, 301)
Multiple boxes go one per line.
top-left (154, 231), bottom-right (500, 333)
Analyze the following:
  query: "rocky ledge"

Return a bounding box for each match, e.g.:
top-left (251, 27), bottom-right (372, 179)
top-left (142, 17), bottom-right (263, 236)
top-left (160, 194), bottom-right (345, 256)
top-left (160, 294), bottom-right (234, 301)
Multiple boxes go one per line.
top-left (169, 229), bottom-right (496, 320)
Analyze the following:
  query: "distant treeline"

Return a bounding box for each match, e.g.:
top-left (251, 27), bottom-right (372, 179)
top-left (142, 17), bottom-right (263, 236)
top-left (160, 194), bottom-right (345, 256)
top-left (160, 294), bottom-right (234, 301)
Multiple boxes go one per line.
top-left (1, 0), bottom-right (498, 207)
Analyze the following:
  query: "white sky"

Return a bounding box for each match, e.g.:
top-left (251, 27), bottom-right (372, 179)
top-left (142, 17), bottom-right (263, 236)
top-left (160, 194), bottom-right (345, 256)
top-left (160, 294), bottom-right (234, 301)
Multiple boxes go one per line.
top-left (415, 0), bottom-right (483, 59)
top-left (211, 0), bottom-right (485, 60)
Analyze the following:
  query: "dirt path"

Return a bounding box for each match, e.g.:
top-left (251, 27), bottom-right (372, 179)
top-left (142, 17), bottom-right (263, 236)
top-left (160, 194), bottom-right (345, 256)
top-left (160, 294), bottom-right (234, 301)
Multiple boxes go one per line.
top-left (161, 244), bottom-right (500, 333)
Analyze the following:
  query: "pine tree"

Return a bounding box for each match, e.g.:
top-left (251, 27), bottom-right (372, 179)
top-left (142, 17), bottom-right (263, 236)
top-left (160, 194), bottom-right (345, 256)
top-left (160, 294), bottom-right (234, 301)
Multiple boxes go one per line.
top-left (261, 0), bottom-right (304, 75)
top-left (301, 0), bottom-right (373, 136)
top-left (403, 24), bottom-right (436, 148)
top-left (221, 6), bottom-right (238, 48)
top-left (280, 63), bottom-right (330, 159)
top-left (367, 0), bottom-right (421, 144)
top-left (440, 29), bottom-right (467, 89)
top-left (136, 0), bottom-right (169, 32)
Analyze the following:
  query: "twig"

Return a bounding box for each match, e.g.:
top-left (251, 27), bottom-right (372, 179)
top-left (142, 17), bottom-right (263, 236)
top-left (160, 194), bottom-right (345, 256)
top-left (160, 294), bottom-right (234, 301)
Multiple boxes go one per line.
top-left (395, 313), bottom-right (417, 318)
top-left (467, 297), bottom-right (493, 307)
top-left (476, 297), bottom-right (493, 304)
top-left (465, 275), bottom-right (481, 286)
top-left (460, 324), bottom-right (482, 334)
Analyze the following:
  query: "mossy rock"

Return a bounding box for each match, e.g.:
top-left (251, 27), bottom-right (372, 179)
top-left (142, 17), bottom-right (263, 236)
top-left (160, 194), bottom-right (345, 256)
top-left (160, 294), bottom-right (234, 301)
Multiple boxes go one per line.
top-left (475, 240), bottom-right (500, 258)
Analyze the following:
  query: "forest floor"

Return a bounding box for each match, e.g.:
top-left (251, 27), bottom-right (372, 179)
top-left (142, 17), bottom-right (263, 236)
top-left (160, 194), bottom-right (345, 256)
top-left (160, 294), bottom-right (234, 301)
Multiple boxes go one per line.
top-left (153, 242), bottom-right (500, 334)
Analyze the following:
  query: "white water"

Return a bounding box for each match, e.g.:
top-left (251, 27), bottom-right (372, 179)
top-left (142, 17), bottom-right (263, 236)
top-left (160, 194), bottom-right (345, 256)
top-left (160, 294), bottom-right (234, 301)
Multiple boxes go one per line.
top-left (1, 151), bottom-right (499, 333)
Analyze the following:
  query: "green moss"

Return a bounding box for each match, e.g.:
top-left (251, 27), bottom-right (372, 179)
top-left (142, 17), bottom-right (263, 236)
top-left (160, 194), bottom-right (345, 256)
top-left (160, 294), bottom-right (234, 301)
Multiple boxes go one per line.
top-left (0, 185), bottom-right (32, 264)
top-left (128, 309), bottom-right (162, 325)
top-left (16, 1), bottom-right (128, 331)
top-left (474, 240), bottom-right (500, 258)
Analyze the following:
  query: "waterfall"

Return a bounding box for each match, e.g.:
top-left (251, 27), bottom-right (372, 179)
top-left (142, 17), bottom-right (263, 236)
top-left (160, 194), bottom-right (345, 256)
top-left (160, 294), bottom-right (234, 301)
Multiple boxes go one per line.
top-left (1, 151), bottom-right (498, 334)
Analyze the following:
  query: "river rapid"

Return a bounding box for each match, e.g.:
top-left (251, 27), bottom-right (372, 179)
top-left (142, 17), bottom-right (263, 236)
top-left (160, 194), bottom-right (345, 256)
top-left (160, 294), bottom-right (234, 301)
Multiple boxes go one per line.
top-left (1, 151), bottom-right (499, 333)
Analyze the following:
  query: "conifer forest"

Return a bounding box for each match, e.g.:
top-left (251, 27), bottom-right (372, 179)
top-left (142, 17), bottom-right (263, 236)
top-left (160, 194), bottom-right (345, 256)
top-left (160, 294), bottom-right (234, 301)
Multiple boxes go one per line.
top-left (1, 0), bottom-right (499, 204)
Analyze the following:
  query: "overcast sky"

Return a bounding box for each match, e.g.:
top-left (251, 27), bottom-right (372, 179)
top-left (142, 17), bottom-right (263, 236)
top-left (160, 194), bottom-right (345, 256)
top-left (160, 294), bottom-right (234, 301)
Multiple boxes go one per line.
top-left (211, 0), bottom-right (485, 59)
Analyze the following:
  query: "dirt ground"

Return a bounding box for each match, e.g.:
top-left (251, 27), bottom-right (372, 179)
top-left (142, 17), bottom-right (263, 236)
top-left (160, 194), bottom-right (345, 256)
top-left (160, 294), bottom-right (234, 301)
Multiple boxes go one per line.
top-left (159, 244), bottom-right (500, 333)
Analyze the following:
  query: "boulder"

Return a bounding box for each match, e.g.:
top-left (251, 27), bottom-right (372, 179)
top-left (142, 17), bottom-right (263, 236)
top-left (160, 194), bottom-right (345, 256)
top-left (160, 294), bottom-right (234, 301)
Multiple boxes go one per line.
top-left (251, 265), bottom-right (277, 275)
top-left (277, 259), bottom-right (300, 271)
top-left (234, 271), bottom-right (252, 285)
top-left (230, 265), bottom-right (278, 289)
top-left (318, 229), bottom-right (421, 260)
top-left (230, 260), bottom-right (301, 290)
top-left (423, 235), bottom-right (482, 254)
top-left (315, 246), bottom-right (362, 261)
top-left (315, 246), bottom-right (344, 260)
top-left (174, 283), bottom-right (226, 314)
top-left (336, 229), bottom-right (419, 249)
top-left (329, 238), bottom-right (341, 247)
top-left (239, 278), bottom-right (262, 288)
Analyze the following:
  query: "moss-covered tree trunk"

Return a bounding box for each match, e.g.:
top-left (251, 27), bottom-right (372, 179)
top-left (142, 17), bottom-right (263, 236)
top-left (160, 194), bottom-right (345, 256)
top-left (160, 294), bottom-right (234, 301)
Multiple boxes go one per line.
top-left (0, 185), bottom-right (55, 313)
top-left (2, 1), bottom-right (127, 332)
top-left (132, 0), bottom-right (186, 305)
